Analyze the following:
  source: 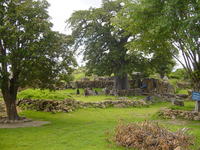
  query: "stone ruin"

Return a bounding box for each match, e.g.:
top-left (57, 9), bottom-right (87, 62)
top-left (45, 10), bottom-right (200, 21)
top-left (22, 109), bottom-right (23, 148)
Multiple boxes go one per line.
top-left (71, 78), bottom-right (175, 96)
top-left (130, 78), bottom-right (175, 94)
top-left (158, 108), bottom-right (200, 121)
top-left (17, 98), bottom-right (148, 113)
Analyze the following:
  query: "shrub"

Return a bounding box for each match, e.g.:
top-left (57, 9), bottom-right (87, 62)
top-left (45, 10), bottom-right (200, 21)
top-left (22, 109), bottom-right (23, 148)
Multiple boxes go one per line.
top-left (169, 69), bottom-right (189, 80)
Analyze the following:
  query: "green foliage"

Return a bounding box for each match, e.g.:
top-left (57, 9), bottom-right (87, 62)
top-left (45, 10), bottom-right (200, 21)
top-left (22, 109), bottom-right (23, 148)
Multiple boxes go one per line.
top-left (169, 101), bottom-right (194, 111)
top-left (67, 0), bottom-right (149, 78)
top-left (169, 69), bottom-right (189, 80)
top-left (17, 88), bottom-right (115, 102)
top-left (176, 89), bottom-right (189, 95)
top-left (0, 103), bottom-right (200, 149)
top-left (17, 88), bottom-right (145, 102)
top-left (0, 0), bottom-right (76, 90)
top-left (17, 89), bottom-right (74, 100)
top-left (150, 54), bottom-right (176, 78)
top-left (115, 0), bottom-right (200, 89)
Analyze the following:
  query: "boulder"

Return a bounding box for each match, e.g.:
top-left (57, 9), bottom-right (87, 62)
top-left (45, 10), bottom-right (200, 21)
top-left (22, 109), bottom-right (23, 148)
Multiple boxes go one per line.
top-left (176, 94), bottom-right (188, 99)
top-left (172, 100), bottom-right (184, 106)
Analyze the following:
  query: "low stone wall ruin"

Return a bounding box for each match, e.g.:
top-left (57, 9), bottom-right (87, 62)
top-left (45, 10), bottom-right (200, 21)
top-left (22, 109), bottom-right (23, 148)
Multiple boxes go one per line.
top-left (17, 99), bottom-right (148, 113)
top-left (158, 108), bottom-right (200, 121)
top-left (74, 80), bottom-right (114, 89)
top-left (72, 78), bottom-right (175, 95)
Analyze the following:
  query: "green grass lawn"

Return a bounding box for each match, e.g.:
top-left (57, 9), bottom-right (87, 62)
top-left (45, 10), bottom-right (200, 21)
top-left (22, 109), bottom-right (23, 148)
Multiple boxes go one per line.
top-left (0, 102), bottom-right (200, 150)
top-left (169, 101), bottom-right (195, 111)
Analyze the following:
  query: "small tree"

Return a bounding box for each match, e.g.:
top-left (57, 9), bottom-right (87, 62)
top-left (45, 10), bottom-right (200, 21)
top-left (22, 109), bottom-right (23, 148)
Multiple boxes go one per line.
top-left (0, 0), bottom-right (76, 120)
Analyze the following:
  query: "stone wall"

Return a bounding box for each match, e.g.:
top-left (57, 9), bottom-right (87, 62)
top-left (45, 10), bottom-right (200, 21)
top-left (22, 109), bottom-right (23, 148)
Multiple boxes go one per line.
top-left (74, 80), bottom-right (114, 88)
top-left (109, 89), bottom-right (143, 96)
top-left (72, 78), bottom-right (175, 95)
top-left (17, 99), bottom-right (148, 113)
top-left (158, 108), bottom-right (200, 121)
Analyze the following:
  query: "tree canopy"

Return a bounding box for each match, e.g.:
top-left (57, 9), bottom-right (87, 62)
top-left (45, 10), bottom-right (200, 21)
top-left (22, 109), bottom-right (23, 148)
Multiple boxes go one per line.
top-left (116, 0), bottom-right (200, 88)
top-left (115, 0), bottom-right (200, 111)
top-left (0, 0), bottom-right (76, 120)
top-left (68, 0), bottom-right (151, 90)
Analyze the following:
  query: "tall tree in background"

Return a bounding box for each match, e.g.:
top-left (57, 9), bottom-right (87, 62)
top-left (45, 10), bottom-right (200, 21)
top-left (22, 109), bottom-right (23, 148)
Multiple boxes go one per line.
top-left (116, 0), bottom-right (200, 111)
top-left (0, 0), bottom-right (76, 120)
top-left (150, 53), bottom-right (176, 79)
top-left (68, 0), bottom-right (140, 90)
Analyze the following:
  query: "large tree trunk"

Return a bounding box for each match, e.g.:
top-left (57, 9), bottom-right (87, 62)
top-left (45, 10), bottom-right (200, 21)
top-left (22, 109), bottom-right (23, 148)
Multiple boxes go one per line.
top-left (2, 91), bottom-right (19, 120)
top-left (114, 74), bottom-right (130, 90)
top-left (4, 97), bottom-right (19, 120)
top-left (1, 77), bottom-right (20, 120)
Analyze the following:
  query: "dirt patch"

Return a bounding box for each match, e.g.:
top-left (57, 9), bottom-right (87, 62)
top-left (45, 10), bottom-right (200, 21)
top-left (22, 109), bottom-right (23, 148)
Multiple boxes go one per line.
top-left (0, 121), bottom-right (50, 128)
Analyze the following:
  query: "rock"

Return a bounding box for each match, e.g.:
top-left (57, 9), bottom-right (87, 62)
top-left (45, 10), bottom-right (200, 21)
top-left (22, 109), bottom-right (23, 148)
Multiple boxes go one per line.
top-left (176, 94), bottom-right (188, 99)
top-left (102, 88), bottom-right (110, 95)
top-left (145, 96), bottom-right (153, 101)
top-left (84, 88), bottom-right (95, 96)
top-left (172, 100), bottom-right (184, 106)
top-left (194, 116), bottom-right (200, 121)
top-left (117, 97), bottom-right (129, 100)
top-left (172, 115), bottom-right (176, 119)
top-left (174, 146), bottom-right (182, 150)
top-left (177, 82), bottom-right (191, 89)
top-left (113, 103), bottom-right (127, 108)
top-left (81, 78), bottom-right (90, 81)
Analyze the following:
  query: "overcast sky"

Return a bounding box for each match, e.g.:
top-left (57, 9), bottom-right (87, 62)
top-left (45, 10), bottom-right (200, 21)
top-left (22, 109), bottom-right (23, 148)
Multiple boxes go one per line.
top-left (47, 0), bottom-right (102, 34)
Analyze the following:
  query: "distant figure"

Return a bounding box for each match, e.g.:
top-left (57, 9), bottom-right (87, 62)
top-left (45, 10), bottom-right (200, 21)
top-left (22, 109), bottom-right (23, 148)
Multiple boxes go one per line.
top-left (145, 96), bottom-right (152, 101)
top-left (140, 82), bottom-right (147, 92)
top-left (141, 83), bottom-right (147, 89)
top-left (76, 89), bottom-right (80, 95)
top-left (84, 88), bottom-right (89, 96)
top-left (95, 90), bottom-right (98, 95)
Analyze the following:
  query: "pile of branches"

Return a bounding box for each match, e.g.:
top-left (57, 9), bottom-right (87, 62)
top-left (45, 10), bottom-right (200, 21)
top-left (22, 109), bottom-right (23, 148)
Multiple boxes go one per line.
top-left (114, 121), bottom-right (193, 150)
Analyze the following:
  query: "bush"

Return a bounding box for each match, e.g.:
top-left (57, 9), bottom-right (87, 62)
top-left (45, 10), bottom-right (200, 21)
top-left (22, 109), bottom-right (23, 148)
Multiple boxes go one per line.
top-left (169, 69), bottom-right (189, 80)
top-left (114, 121), bottom-right (193, 150)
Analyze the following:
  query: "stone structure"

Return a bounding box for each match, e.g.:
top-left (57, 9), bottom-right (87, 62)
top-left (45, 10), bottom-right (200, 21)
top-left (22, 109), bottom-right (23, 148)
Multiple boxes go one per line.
top-left (73, 78), bottom-right (175, 95)
top-left (17, 99), bottom-right (148, 113)
top-left (158, 108), bottom-right (200, 121)
top-left (74, 80), bottom-right (114, 89)
top-left (172, 100), bottom-right (184, 106)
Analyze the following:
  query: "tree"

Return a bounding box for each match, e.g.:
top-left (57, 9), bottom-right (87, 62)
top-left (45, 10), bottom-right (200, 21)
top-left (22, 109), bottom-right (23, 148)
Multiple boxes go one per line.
top-left (0, 0), bottom-right (76, 120)
top-left (67, 0), bottom-right (143, 90)
top-left (116, 0), bottom-right (200, 111)
top-left (150, 53), bottom-right (175, 79)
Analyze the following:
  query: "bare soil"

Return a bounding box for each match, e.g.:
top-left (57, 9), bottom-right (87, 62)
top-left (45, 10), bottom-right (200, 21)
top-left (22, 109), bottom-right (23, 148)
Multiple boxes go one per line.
top-left (0, 120), bottom-right (50, 128)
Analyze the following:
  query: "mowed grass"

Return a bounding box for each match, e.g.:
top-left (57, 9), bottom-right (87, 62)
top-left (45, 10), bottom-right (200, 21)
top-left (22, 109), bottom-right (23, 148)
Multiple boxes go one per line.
top-left (17, 89), bottom-right (145, 102)
top-left (0, 102), bottom-right (200, 150)
top-left (169, 100), bottom-right (195, 111)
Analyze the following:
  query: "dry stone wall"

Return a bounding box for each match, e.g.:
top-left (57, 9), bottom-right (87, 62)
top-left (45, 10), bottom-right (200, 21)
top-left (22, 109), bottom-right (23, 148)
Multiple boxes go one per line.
top-left (73, 78), bottom-right (175, 95)
top-left (158, 108), bottom-right (200, 121)
top-left (17, 99), bottom-right (148, 113)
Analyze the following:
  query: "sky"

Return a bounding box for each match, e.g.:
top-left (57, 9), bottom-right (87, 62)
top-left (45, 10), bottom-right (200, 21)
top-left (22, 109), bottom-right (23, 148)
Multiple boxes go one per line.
top-left (47, 0), bottom-right (102, 34)
top-left (47, 0), bottom-right (102, 65)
